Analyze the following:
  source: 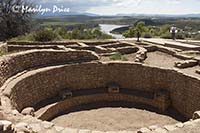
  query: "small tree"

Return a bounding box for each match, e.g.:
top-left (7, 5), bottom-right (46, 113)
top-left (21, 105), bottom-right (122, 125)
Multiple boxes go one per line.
top-left (0, 0), bottom-right (34, 40)
top-left (135, 21), bottom-right (146, 42)
top-left (123, 27), bottom-right (136, 38)
top-left (160, 25), bottom-right (171, 34)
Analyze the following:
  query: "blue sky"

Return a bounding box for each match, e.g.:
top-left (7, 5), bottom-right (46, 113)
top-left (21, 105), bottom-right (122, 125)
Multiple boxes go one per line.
top-left (33, 0), bottom-right (200, 15)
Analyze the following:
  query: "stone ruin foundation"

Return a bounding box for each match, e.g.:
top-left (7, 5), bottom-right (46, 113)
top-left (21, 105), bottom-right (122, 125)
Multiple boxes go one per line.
top-left (0, 40), bottom-right (200, 132)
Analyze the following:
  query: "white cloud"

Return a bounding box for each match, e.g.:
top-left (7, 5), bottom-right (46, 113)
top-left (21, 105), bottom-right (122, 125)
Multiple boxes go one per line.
top-left (113, 0), bottom-right (142, 7)
top-left (167, 0), bottom-right (181, 4)
top-left (31, 0), bottom-right (200, 15)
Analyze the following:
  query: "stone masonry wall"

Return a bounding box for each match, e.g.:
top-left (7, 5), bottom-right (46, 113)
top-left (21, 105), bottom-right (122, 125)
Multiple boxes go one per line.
top-left (7, 45), bottom-right (61, 52)
top-left (37, 94), bottom-right (157, 121)
top-left (0, 49), bottom-right (99, 88)
top-left (3, 62), bottom-right (200, 119)
top-left (7, 41), bottom-right (78, 46)
top-left (0, 43), bottom-right (8, 54)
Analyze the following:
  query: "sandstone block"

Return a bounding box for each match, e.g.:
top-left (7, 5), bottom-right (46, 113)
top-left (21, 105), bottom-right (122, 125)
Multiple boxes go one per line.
top-left (174, 60), bottom-right (198, 68)
top-left (196, 70), bottom-right (200, 75)
top-left (54, 126), bottom-right (64, 132)
top-left (137, 127), bottom-right (151, 133)
top-left (0, 120), bottom-right (12, 131)
top-left (21, 107), bottom-right (35, 116)
top-left (184, 120), bottom-right (193, 126)
top-left (193, 111), bottom-right (200, 120)
top-left (154, 127), bottom-right (168, 133)
top-left (135, 49), bottom-right (147, 63)
top-left (15, 122), bottom-right (32, 133)
top-left (175, 123), bottom-right (184, 128)
top-left (79, 129), bottom-right (91, 133)
top-left (149, 125), bottom-right (159, 131)
top-left (29, 123), bottom-right (42, 132)
top-left (12, 109), bottom-right (20, 116)
top-left (91, 130), bottom-right (105, 133)
top-left (107, 83), bottom-right (120, 93)
top-left (61, 127), bottom-right (78, 133)
top-left (164, 125), bottom-right (177, 131)
top-left (41, 121), bottom-right (54, 129)
top-left (118, 131), bottom-right (133, 133)
top-left (59, 90), bottom-right (73, 100)
top-left (44, 128), bottom-right (58, 133)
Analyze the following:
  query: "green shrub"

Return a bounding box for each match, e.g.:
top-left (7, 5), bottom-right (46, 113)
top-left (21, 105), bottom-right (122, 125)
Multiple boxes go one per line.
top-left (110, 53), bottom-right (122, 60)
top-left (194, 34), bottom-right (200, 40)
top-left (10, 28), bottom-right (113, 41)
top-left (0, 50), bottom-right (4, 56)
top-left (54, 28), bottom-right (68, 39)
top-left (9, 34), bottom-right (34, 41)
top-left (161, 32), bottom-right (172, 39)
top-left (176, 33), bottom-right (185, 39)
top-left (121, 56), bottom-right (128, 61)
top-left (123, 27), bottom-right (136, 38)
top-left (32, 29), bottom-right (61, 42)
top-left (109, 53), bottom-right (128, 61)
top-left (143, 32), bottom-right (152, 38)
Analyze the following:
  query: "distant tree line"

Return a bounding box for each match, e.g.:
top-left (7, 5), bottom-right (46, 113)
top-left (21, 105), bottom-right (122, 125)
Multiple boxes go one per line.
top-left (123, 21), bottom-right (200, 40)
top-left (11, 27), bottom-right (113, 42)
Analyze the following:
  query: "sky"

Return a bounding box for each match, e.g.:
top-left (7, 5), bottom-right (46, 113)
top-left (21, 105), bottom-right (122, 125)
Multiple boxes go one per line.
top-left (33, 0), bottom-right (200, 15)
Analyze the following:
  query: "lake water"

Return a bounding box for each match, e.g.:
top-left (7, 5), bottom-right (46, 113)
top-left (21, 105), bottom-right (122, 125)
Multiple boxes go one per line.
top-left (99, 24), bottom-right (128, 39)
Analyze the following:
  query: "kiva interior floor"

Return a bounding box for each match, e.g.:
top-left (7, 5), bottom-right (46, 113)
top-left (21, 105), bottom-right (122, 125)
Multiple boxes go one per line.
top-left (51, 102), bottom-right (185, 131)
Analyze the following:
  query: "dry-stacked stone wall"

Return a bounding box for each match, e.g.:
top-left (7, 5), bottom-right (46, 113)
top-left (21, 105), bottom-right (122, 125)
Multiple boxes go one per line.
top-left (7, 41), bottom-right (78, 46)
top-left (7, 41), bottom-right (81, 52)
top-left (0, 43), bottom-right (8, 54)
top-left (37, 93), bottom-right (160, 121)
top-left (7, 45), bottom-right (62, 52)
top-left (1, 61), bottom-right (200, 119)
top-left (0, 49), bottom-right (99, 88)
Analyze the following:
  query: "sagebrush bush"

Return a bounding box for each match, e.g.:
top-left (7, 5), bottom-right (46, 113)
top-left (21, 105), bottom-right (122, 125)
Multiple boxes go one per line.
top-left (109, 53), bottom-right (128, 61)
top-left (0, 50), bottom-right (4, 56)
top-left (32, 29), bottom-right (61, 42)
top-left (9, 34), bottom-right (34, 41)
top-left (143, 32), bottom-right (152, 38)
top-left (161, 32), bottom-right (172, 39)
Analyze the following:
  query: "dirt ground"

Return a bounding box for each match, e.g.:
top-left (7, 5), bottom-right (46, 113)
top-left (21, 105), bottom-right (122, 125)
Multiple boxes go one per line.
top-left (179, 65), bottom-right (200, 77)
top-left (51, 107), bottom-right (179, 131)
top-left (144, 51), bottom-right (182, 68)
top-left (100, 51), bottom-right (181, 68)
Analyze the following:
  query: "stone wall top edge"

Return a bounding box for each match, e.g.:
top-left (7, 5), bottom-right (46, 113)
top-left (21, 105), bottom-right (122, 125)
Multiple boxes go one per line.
top-left (3, 60), bottom-right (199, 83)
top-left (100, 61), bottom-right (200, 80)
top-left (0, 49), bottom-right (98, 59)
top-left (7, 41), bottom-right (78, 45)
top-left (0, 43), bottom-right (7, 46)
top-left (6, 40), bottom-right (118, 45)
